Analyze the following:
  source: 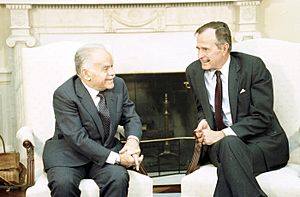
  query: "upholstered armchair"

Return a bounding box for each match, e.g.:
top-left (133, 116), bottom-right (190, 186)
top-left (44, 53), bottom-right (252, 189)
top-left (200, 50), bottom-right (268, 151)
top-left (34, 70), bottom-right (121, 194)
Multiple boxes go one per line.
top-left (181, 38), bottom-right (300, 197)
top-left (15, 42), bottom-right (153, 197)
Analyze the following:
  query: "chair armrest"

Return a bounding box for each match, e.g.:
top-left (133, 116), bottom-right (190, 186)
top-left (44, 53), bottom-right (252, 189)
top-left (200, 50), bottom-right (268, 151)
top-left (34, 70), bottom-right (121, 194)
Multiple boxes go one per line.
top-left (186, 141), bottom-right (202, 175)
top-left (16, 126), bottom-right (35, 146)
top-left (16, 126), bottom-right (35, 187)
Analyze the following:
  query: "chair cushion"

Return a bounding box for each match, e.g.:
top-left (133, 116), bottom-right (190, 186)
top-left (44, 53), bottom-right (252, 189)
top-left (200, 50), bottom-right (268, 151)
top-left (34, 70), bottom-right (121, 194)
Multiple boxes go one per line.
top-left (181, 164), bottom-right (217, 197)
top-left (26, 172), bottom-right (99, 197)
top-left (128, 170), bottom-right (153, 196)
top-left (256, 164), bottom-right (300, 197)
top-left (181, 164), bottom-right (300, 197)
top-left (26, 170), bottom-right (152, 197)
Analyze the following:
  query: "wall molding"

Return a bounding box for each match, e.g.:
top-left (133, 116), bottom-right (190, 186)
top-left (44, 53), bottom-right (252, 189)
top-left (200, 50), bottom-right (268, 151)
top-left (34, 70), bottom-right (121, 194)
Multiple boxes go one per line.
top-left (0, 0), bottom-right (259, 4)
top-left (0, 69), bottom-right (12, 83)
top-left (31, 2), bottom-right (234, 9)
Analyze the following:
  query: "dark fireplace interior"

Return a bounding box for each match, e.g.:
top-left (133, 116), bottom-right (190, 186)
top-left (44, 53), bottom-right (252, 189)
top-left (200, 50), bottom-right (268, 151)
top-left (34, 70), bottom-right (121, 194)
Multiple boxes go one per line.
top-left (118, 72), bottom-right (198, 176)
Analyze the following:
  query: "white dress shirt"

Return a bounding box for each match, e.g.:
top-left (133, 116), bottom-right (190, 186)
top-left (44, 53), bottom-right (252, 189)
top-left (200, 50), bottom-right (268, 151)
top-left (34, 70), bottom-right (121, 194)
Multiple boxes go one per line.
top-left (204, 56), bottom-right (236, 136)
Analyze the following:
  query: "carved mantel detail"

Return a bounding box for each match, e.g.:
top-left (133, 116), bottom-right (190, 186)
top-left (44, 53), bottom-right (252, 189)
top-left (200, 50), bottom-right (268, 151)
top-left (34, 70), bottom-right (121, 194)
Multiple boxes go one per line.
top-left (5, 4), bottom-right (36, 48)
top-left (104, 8), bottom-right (166, 32)
top-left (234, 1), bottom-right (262, 42)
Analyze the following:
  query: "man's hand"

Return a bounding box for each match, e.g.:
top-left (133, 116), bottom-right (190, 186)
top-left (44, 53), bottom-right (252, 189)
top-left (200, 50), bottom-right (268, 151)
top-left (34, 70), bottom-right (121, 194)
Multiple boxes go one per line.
top-left (119, 151), bottom-right (144, 169)
top-left (119, 151), bottom-right (135, 168)
top-left (201, 129), bottom-right (225, 145)
top-left (194, 119), bottom-right (210, 143)
top-left (119, 137), bottom-right (143, 171)
top-left (193, 119), bottom-right (225, 145)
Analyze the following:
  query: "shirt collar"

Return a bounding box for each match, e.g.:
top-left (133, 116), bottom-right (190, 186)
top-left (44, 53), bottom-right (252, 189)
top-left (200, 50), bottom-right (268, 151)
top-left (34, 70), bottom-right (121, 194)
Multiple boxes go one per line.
top-left (219, 55), bottom-right (231, 79)
top-left (81, 79), bottom-right (99, 100)
top-left (206, 56), bottom-right (231, 79)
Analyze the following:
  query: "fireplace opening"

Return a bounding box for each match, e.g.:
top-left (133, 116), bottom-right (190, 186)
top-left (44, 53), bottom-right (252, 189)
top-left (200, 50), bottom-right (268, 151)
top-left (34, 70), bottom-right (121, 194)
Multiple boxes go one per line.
top-left (119, 72), bottom-right (198, 176)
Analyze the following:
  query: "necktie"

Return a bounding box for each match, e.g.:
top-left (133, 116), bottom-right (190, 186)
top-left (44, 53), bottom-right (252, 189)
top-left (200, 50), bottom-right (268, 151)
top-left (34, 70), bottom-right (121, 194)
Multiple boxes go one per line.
top-left (215, 71), bottom-right (225, 131)
top-left (186, 141), bottom-right (202, 175)
top-left (97, 92), bottom-right (110, 139)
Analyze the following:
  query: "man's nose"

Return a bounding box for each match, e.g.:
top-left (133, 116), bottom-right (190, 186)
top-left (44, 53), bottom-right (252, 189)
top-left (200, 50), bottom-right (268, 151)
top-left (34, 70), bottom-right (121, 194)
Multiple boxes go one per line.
top-left (198, 50), bottom-right (204, 59)
top-left (109, 67), bottom-right (115, 76)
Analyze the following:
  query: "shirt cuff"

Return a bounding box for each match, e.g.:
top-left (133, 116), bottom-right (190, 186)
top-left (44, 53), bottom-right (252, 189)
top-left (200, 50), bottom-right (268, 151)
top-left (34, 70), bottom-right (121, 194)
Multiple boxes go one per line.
top-left (223, 127), bottom-right (236, 136)
top-left (127, 135), bottom-right (139, 143)
top-left (106, 151), bottom-right (120, 164)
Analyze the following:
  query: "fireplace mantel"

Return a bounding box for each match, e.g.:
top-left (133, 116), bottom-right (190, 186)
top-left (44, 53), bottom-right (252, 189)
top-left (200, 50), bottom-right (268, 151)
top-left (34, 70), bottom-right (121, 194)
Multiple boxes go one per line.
top-left (3, 0), bottom-right (263, 72)
top-left (3, 0), bottom-right (262, 48)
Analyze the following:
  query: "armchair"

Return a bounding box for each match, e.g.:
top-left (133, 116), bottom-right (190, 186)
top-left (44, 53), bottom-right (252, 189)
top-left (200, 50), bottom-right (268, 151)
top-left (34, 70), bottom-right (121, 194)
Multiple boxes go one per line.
top-left (15, 42), bottom-right (153, 197)
top-left (181, 38), bottom-right (300, 197)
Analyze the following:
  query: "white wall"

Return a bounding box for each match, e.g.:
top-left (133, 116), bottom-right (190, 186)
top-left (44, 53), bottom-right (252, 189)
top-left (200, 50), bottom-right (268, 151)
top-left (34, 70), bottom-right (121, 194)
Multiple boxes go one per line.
top-left (258, 0), bottom-right (300, 42)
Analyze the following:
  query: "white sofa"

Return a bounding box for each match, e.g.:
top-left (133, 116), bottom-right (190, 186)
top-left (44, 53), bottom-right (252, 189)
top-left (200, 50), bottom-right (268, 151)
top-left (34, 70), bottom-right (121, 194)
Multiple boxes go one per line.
top-left (181, 38), bottom-right (300, 197)
top-left (15, 42), bottom-right (153, 197)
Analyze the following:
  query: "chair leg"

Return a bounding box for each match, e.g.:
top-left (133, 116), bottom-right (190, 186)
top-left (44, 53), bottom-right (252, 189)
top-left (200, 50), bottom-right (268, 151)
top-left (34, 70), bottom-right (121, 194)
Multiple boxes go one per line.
top-left (23, 140), bottom-right (35, 186)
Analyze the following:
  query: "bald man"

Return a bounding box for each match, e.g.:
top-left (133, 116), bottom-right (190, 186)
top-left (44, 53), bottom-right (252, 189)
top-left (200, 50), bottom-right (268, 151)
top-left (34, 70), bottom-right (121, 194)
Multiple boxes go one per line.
top-left (43, 44), bottom-right (143, 197)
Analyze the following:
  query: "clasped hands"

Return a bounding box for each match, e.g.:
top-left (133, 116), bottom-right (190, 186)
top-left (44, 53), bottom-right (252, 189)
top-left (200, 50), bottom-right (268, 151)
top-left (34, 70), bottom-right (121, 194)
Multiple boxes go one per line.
top-left (194, 119), bottom-right (225, 145)
top-left (119, 138), bottom-right (143, 171)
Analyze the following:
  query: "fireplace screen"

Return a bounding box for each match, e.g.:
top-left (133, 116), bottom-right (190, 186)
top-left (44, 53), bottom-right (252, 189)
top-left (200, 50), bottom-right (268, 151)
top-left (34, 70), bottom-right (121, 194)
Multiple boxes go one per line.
top-left (119, 72), bottom-right (198, 176)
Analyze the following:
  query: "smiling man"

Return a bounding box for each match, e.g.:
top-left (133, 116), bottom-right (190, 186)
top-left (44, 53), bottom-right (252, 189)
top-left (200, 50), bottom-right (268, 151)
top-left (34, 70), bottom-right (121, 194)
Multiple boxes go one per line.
top-left (42, 44), bottom-right (143, 197)
top-left (185, 21), bottom-right (289, 197)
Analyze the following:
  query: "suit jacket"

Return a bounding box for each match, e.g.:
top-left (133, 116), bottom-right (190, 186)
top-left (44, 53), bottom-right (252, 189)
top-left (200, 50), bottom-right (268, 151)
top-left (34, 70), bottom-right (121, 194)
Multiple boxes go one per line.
top-left (186, 52), bottom-right (289, 170)
top-left (43, 76), bottom-right (142, 170)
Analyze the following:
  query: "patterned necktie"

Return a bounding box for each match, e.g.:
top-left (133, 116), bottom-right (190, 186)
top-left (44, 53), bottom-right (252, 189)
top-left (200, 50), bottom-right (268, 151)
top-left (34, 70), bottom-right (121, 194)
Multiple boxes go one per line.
top-left (215, 71), bottom-right (225, 131)
top-left (97, 92), bottom-right (110, 139)
top-left (186, 141), bottom-right (202, 175)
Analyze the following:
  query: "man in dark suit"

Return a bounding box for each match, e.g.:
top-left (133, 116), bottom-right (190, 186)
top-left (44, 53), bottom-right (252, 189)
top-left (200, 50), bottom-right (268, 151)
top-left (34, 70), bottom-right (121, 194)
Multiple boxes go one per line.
top-left (186, 21), bottom-right (289, 196)
top-left (43, 44), bottom-right (143, 197)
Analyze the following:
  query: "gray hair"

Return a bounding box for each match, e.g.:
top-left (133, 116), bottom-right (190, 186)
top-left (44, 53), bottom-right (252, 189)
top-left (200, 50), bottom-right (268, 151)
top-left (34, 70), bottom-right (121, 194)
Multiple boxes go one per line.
top-left (74, 43), bottom-right (106, 75)
top-left (195, 21), bottom-right (232, 51)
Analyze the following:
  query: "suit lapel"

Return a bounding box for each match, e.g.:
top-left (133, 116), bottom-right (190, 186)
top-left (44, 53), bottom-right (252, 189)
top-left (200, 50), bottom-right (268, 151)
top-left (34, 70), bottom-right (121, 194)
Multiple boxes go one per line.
top-left (74, 78), bottom-right (105, 138)
top-left (194, 64), bottom-right (215, 127)
top-left (228, 56), bottom-right (240, 123)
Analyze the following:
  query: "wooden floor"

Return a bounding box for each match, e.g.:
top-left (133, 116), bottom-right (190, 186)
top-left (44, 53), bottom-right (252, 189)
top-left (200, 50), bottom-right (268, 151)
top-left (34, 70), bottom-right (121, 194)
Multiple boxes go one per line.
top-left (0, 185), bottom-right (179, 196)
top-left (0, 189), bottom-right (25, 197)
top-left (153, 184), bottom-right (181, 193)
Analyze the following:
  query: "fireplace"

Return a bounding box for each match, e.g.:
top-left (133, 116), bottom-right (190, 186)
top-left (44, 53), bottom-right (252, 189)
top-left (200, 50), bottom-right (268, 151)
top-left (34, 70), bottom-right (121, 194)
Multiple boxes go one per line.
top-left (119, 72), bottom-right (197, 175)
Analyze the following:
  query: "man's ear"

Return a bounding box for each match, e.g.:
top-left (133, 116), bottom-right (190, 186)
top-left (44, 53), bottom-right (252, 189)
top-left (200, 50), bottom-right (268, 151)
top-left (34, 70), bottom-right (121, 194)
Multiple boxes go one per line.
top-left (81, 68), bottom-right (91, 81)
top-left (222, 43), bottom-right (230, 54)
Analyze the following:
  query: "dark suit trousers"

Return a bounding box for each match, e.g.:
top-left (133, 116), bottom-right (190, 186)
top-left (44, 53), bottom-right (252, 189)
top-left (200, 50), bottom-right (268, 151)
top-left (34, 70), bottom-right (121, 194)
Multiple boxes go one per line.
top-left (206, 136), bottom-right (268, 197)
top-left (47, 163), bottom-right (129, 197)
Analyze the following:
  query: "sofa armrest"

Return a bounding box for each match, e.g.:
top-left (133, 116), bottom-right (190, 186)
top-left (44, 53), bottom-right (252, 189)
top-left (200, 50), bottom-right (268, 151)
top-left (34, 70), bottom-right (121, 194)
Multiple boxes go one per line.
top-left (16, 126), bottom-right (35, 187)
